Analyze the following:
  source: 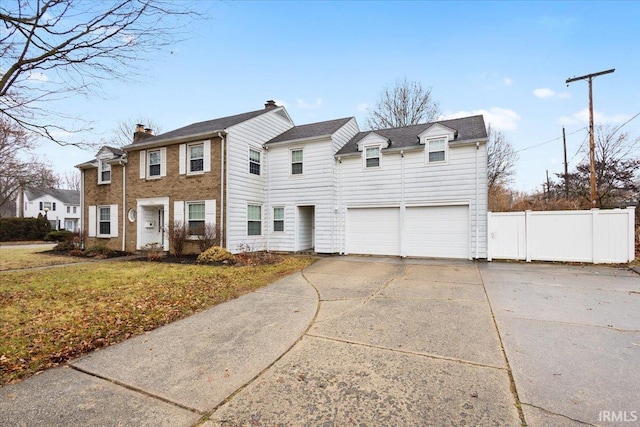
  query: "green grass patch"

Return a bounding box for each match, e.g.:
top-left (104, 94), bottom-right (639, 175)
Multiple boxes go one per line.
top-left (0, 256), bottom-right (315, 385)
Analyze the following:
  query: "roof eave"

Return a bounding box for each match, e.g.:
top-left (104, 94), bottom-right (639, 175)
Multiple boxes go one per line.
top-left (266, 134), bottom-right (332, 147)
top-left (122, 130), bottom-right (228, 151)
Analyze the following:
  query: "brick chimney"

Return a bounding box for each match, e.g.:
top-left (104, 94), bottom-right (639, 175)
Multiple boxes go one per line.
top-left (264, 100), bottom-right (278, 109)
top-left (134, 123), bottom-right (153, 142)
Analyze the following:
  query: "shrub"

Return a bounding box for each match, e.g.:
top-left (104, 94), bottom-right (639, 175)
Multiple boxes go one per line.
top-left (169, 221), bottom-right (189, 258)
top-left (44, 230), bottom-right (73, 242)
top-left (197, 246), bottom-right (235, 265)
top-left (52, 240), bottom-right (78, 253)
top-left (0, 216), bottom-right (51, 241)
top-left (197, 223), bottom-right (219, 252)
top-left (143, 242), bottom-right (164, 261)
top-left (85, 243), bottom-right (113, 259)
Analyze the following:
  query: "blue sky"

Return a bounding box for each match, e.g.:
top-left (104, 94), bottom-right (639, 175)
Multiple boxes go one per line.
top-left (35, 1), bottom-right (639, 192)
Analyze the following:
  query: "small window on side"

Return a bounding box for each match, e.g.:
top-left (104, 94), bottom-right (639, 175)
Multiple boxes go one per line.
top-left (365, 147), bottom-right (380, 168)
top-left (273, 207), bottom-right (284, 232)
top-left (249, 149), bottom-right (261, 175)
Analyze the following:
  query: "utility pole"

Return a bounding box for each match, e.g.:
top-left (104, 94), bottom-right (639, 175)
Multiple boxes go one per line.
top-left (562, 127), bottom-right (569, 200)
top-left (566, 68), bottom-right (615, 208)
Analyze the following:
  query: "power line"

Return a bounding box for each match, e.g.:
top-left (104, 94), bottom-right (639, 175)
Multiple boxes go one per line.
top-left (609, 111), bottom-right (640, 135)
top-left (515, 127), bottom-right (586, 153)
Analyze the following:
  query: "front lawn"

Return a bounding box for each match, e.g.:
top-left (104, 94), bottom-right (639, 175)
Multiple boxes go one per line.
top-left (0, 256), bottom-right (314, 385)
top-left (0, 245), bottom-right (83, 271)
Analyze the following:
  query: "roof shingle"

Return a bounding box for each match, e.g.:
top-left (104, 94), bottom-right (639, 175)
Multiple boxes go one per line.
top-left (266, 117), bottom-right (353, 145)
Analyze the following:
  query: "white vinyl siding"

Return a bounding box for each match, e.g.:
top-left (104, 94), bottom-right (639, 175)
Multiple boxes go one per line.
top-left (338, 143), bottom-right (487, 258)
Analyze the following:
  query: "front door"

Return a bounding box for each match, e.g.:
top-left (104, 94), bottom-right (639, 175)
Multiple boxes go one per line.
top-left (140, 206), bottom-right (165, 249)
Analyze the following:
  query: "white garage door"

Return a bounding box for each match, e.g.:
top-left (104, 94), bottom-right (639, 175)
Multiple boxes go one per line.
top-left (346, 208), bottom-right (400, 256)
top-left (405, 205), bottom-right (469, 258)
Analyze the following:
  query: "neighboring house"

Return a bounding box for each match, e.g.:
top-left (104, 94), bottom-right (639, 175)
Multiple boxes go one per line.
top-left (17, 187), bottom-right (81, 232)
top-left (77, 101), bottom-right (488, 259)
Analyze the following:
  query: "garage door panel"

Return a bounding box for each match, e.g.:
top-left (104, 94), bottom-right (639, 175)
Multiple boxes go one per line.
top-left (346, 208), bottom-right (400, 256)
top-left (406, 206), bottom-right (469, 258)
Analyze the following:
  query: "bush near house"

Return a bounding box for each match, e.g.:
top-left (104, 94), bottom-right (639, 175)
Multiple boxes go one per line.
top-left (44, 230), bottom-right (74, 242)
top-left (0, 216), bottom-right (50, 241)
top-left (197, 246), bottom-right (235, 265)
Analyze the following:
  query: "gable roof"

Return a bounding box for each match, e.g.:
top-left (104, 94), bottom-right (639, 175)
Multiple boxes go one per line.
top-left (24, 188), bottom-right (80, 205)
top-left (336, 115), bottom-right (487, 156)
top-left (123, 108), bottom-right (283, 149)
top-left (266, 117), bottom-right (353, 145)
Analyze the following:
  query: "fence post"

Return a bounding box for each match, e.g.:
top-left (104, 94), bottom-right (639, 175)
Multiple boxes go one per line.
top-left (628, 207), bottom-right (636, 262)
top-left (525, 210), bottom-right (532, 262)
top-left (487, 211), bottom-right (493, 261)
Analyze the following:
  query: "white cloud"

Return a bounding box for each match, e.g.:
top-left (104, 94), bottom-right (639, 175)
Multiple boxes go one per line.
top-left (355, 103), bottom-right (369, 112)
top-left (534, 88), bottom-right (571, 99)
top-left (558, 108), bottom-right (631, 126)
top-left (503, 77), bottom-right (513, 87)
top-left (27, 72), bottom-right (49, 82)
top-left (443, 107), bottom-right (521, 131)
top-left (296, 98), bottom-right (323, 110)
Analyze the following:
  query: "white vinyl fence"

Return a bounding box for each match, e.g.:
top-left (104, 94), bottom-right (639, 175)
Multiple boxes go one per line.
top-left (487, 208), bottom-right (636, 264)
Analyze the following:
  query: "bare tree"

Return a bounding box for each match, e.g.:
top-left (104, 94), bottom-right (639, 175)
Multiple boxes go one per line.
top-left (0, 117), bottom-right (58, 216)
top-left (487, 124), bottom-right (518, 192)
top-left (550, 125), bottom-right (639, 208)
top-left (366, 78), bottom-right (440, 129)
top-left (108, 117), bottom-right (163, 147)
top-left (59, 171), bottom-right (80, 191)
top-left (0, 0), bottom-right (201, 145)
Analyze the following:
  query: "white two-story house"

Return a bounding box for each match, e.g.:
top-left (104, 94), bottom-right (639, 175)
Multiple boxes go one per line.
top-left (78, 101), bottom-right (488, 259)
top-left (17, 188), bottom-right (81, 232)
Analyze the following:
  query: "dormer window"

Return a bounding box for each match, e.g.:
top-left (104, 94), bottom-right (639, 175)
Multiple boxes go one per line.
top-left (427, 138), bottom-right (447, 163)
top-left (365, 146), bottom-right (380, 168)
top-left (99, 159), bottom-right (111, 184)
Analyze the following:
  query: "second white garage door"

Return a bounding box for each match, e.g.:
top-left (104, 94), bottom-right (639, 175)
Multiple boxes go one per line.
top-left (405, 205), bottom-right (469, 258)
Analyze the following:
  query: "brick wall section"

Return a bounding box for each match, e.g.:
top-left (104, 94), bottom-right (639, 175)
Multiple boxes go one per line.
top-left (82, 136), bottom-right (225, 254)
top-left (125, 137), bottom-right (224, 254)
top-left (83, 164), bottom-right (125, 251)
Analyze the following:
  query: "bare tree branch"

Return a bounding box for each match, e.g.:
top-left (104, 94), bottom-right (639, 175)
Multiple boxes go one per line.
top-left (0, 0), bottom-right (202, 146)
top-left (487, 124), bottom-right (518, 191)
top-left (366, 78), bottom-right (440, 129)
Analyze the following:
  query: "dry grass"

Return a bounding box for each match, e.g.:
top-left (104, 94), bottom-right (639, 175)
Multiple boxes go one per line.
top-left (0, 245), bottom-right (84, 271)
top-left (0, 256), bottom-right (315, 385)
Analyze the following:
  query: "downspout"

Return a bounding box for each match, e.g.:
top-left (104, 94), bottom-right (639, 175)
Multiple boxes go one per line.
top-left (400, 150), bottom-right (405, 258)
top-left (80, 169), bottom-right (85, 249)
top-left (475, 141), bottom-right (480, 259)
top-left (265, 146), bottom-right (270, 252)
top-left (337, 157), bottom-right (342, 254)
top-left (218, 132), bottom-right (225, 249)
top-left (121, 161), bottom-right (126, 252)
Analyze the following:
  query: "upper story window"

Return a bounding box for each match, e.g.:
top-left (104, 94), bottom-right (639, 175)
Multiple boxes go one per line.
top-left (427, 138), bottom-right (446, 163)
top-left (291, 149), bottom-right (303, 175)
top-left (189, 143), bottom-right (204, 173)
top-left (249, 149), bottom-right (261, 175)
top-left (148, 150), bottom-right (161, 177)
top-left (67, 206), bottom-right (70, 214)
top-left (273, 207), bottom-right (284, 232)
top-left (365, 146), bottom-right (380, 168)
top-left (99, 159), bottom-right (111, 183)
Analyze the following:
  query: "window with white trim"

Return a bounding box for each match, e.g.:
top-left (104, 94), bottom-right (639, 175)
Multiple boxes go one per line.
top-left (99, 160), bottom-right (111, 183)
top-left (188, 143), bottom-right (204, 173)
top-left (249, 149), bottom-right (261, 175)
top-left (98, 206), bottom-right (111, 236)
top-left (148, 150), bottom-right (161, 177)
top-left (291, 149), bottom-right (303, 175)
top-left (187, 202), bottom-right (205, 235)
top-left (67, 206), bottom-right (70, 213)
top-left (427, 138), bottom-right (446, 163)
top-left (247, 204), bottom-right (261, 236)
top-left (365, 146), bottom-right (380, 168)
top-left (273, 207), bottom-right (284, 232)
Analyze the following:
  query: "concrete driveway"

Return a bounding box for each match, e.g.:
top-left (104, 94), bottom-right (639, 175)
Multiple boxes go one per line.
top-left (1, 256), bottom-right (638, 426)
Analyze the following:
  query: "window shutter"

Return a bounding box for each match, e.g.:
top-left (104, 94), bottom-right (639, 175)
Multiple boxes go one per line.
top-left (52, 202), bottom-right (56, 211)
top-left (88, 206), bottom-right (97, 237)
top-left (139, 150), bottom-right (146, 179)
top-left (160, 147), bottom-right (167, 177)
top-left (174, 201), bottom-right (185, 225)
top-left (179, 144), bottom-right (186, 175)
top-left (203, 140), bottom-right (211, 173)
top-left (110, 204), bottom-right (119, 237)
top-left (39, 201), bottom-right (43, 210)
top-left (205, 199), bottom-right (216, 225)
